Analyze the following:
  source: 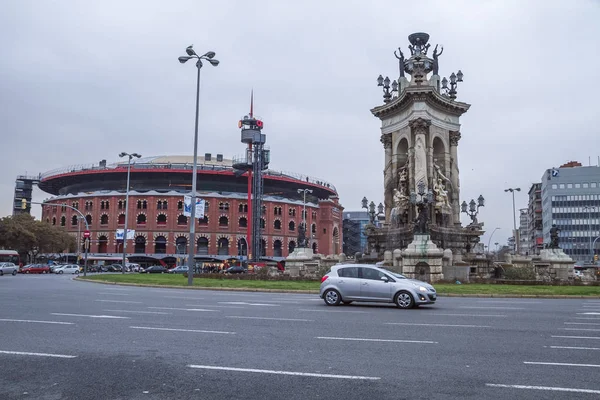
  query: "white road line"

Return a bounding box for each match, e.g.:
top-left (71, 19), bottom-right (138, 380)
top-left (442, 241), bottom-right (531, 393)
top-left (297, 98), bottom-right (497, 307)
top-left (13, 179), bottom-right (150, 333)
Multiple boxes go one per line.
top-left (103, 309), bottom-right (171, 315)
top-left (524, 361), bottom-right (600, 368)
top-left (148, 307), bottom-right (216, 312)
top-left (95, 300), bottom-right (143, 304)
top-left (0, 350), bottom-right (77, 359)
top-left (566, 322), bottom-right (600, 325)
top-left (51, 313), bottom-right (130, 319)
top-left (316, 336), bottom-right (437, 344)
top-left (546, 346), bottom-right (600, 350)
top-left (187, 364), bottom-right (380, 380)
top-left (432, 313), bottom-right (507, 317)
top-left (299, 309), bottom-right (368, 313)
top-left (98, 292), bottom-right (130, 296)
top-left (551, 335), bottom-right (600, 340)
top-left (163, 296), bottom-right (205, 300)
top-left (459, 306), bottom-right (526, 310)
top-left (218, 302), bottom-right (279, 307)
top-left (475, 301), bottom-right (542, 304)
top-left (485, 383), bottom-right (600, 395)
top-left (578, 312), bottom-right (600, 315)
top-left (130, 326), bottom-right (235, 334)
top-left (185, 304), bottom-right (246, 309)
top-left (226, 316), bottom-right (313, 322)
top-left (385, 322), bottom-right (491, 328)
top-left (564, 328), bottom-right (600, 332)
top-left (574, 317), bottom-right (600, 320)
top-left (0, 318), bottom-right (74, 325)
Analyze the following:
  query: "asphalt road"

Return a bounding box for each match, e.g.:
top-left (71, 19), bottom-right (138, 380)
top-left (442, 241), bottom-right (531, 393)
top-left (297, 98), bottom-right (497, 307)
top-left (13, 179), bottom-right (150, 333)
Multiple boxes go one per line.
top-left (1, 274), bottom-right (600, 399)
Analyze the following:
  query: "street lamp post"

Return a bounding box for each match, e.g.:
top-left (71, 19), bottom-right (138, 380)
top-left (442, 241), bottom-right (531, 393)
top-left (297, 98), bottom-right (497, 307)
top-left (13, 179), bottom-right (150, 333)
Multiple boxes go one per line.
top-left (461, 195), bottom-right (485, 226)
top-left (297, 188), bottom-right (313, 247)
top-left (179, 45), bottom-right (219, 286)
top-left (583, 206), bottom-right (598, 263)
top-left (487, 227), bottom-right (500, 257)
top-left (361, 197), bottom-right (384, 225)
top-left (119, 152), bottom-right (141, 274)
top-left (504, 188), bottom-right (521, 254)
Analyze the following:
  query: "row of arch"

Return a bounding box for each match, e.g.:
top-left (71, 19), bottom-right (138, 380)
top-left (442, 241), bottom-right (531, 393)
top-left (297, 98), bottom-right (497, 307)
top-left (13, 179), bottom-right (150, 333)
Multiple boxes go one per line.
top-left (92, 235), bottom-right (315, 257)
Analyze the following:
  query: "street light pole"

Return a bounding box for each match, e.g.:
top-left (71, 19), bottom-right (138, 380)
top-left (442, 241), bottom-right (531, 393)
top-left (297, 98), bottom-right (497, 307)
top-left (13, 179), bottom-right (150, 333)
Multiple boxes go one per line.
top-left (179, 45), bottom-right (219, 286)
top-left (487, 227), bottom-right (500, 257)
top-left (584, 206), bottom-right (597, 263)
top-left (119, 152), bottom-right (141, 274)
top-left (504, 188), bottom-right (521, 254)
top-left (297, 188), bottom-right (313, 235)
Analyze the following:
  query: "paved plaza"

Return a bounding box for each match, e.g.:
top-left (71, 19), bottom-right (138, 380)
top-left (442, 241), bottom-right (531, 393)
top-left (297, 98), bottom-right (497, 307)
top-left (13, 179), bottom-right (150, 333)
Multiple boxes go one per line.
top-left (1, 275), bottom-right (600, 399)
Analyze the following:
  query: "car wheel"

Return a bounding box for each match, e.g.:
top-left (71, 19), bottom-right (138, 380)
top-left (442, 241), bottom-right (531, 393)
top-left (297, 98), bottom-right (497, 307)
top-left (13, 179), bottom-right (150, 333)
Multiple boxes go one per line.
top-left (342, 301), bottom-right (353, 305)
top-left (0, 271), bottom-right (3, 276)
top-left (12, 270), bottom-right (17, 276)
top-left (26, 270), bottom-right (30, 274)
top-left (394, 291), bottom-right (415, 309)
top-left (75, 271), bottom-right (79, 274)
top-left (323, 289), bottom-right (341, 306)
top-left (59, 271), bottom-right (63, 274)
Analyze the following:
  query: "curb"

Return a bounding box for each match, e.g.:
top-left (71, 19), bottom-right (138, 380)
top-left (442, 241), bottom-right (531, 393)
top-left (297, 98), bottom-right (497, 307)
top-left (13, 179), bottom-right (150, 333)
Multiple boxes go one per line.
top-left (73, 278), bottom-right (600, 298)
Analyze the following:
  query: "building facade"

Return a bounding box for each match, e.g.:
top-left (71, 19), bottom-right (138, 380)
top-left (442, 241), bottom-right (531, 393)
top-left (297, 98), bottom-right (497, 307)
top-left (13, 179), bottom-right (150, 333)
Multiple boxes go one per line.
top-left (38, 155), bottom-right (343, 265)
top-left (518, 208), bottom-right (529, 255)
top-left (540, 162), bottom-right (600, 263)
top-left (342, 211), bottom-right (369, 256)
top-left (527, 183), bottom-right (543, 255)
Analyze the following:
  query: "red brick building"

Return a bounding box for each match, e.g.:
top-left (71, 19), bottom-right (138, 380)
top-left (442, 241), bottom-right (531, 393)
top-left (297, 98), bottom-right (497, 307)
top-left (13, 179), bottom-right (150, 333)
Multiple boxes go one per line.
top-left (39, 155), bottom-right (343, 266)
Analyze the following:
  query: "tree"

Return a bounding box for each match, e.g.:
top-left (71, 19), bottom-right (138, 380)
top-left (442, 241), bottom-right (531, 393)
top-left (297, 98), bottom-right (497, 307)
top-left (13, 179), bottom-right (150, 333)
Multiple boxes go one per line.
top-left (0, 214), bottom-right (76, 257)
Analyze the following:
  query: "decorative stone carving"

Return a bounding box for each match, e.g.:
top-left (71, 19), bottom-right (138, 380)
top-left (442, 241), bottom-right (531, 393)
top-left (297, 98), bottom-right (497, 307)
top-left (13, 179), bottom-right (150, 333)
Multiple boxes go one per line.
top-left (433, 178), bottom-right (450, 208)
top-left (408, 118), bottom-right (431, 136)
top-left (449, 131), bottom-right (461, 146)
top-left (380, 133), bottom-right (392, 149)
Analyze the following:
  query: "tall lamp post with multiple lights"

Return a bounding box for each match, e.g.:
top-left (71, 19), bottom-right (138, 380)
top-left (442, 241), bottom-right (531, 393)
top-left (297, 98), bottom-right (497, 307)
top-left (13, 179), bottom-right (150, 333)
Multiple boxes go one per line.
top-left (119, 152), bottom-right (141, 274)
top-left (298, 188), bottom-right (313, 247)
top-left (179, 45), bottom-right (219, 286)
top-left (505, 188), bottom-right (521, 254)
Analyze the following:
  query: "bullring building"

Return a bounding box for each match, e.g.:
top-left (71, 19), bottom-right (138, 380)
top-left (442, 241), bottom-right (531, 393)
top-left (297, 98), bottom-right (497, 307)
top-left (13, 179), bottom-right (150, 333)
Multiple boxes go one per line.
top-left (38, 155), bottom-right (343, 266)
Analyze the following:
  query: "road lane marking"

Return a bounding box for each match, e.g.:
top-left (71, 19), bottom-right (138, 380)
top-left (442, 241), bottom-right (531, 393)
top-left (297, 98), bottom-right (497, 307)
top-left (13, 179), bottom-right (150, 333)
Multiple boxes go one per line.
top-left (95, 300), bottom-right (143, 304)
top-left (98, 292), bottom-right (130, 296)
top-left (316, 337), bottom-right (437, 344)
top-left (163, 296), bottom-right (205, 300)
top-left (551, 335), bottom-right (600, 340)
top-left (485, 383), bottom-right (600, 394)
top-left (187, 365), bottom-right (380, 380)
top-left (185, 304), bottom-right (246, 309)
top-left (578, 312), bottom-right (600, 315)
top-left (385, 322), bottom-right (491, 328)
top-left (299, 309), bottom-right (368, 313)
top-left (103, 309), bottom-right (171, 315)
top-left (148, 307), bottom-right (217, 312)
top-left (475, 300), bottom-right (542, 304)
top-left (564, 328), bottom-right (600, 332)
top-left (0, 318), bottom-right (74, 325)
top-left (130, 326), bottom-right (235, 334)
top-left (565, 322), bottom-right (600, 325)
top-left (574, 317), bottom-right (600, 320)
top-left (458, 306), bottom-right (526, 310)
top-left (0, 350), bottom-right (77, 359)
top-left (218, 302), bottom-right (279, 306)
top-left (51, 313), bottom-right (130, 319)
top-left (432, 313), bottom-right (507, 317)
top-left (546, 346), bottom-right (600, 350)
top-left (524, 361), bottom-right (600, 368)
top-left (226, 316), bottom-right (313, 322)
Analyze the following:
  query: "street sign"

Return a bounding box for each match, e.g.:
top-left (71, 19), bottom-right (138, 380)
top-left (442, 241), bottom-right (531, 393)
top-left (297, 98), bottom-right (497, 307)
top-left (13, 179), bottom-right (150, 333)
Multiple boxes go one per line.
top-left (83, 230), bottom-right (91, 238)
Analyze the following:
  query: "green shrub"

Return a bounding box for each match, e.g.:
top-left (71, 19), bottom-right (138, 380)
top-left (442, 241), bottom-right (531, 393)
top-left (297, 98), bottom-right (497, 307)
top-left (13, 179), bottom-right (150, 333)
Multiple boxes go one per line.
top-left (503, 267), bottom-right (536, 280)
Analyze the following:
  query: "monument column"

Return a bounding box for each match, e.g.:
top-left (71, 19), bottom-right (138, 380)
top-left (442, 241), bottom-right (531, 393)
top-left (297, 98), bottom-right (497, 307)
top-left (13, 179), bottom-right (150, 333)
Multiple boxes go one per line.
top-left (381, 133), bottom-right (393, 222)
top-left (449, 131), bottom-right (461, 224)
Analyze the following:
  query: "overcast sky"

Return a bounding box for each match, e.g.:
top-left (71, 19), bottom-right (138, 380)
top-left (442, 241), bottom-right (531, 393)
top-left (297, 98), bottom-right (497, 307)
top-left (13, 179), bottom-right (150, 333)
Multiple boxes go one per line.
top-left (1, 0), bottom-right (599, 248)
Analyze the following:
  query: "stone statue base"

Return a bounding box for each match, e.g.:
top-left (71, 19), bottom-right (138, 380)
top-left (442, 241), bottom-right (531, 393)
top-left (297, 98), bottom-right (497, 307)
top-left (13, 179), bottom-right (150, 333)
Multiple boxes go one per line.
top-left (534, 248), bottom-right (574, 281)
top-left (400, 234), bottom-right (444, 283)
top-left (285, 247), bottom-right (316, 277)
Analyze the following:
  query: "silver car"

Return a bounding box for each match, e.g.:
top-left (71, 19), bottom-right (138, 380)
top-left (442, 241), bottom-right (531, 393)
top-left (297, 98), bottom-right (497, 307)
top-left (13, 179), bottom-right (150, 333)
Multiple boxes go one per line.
top-left (0, 262), bottom-right (19, 276)
top-left (319, 264), bottom-right (437, 309)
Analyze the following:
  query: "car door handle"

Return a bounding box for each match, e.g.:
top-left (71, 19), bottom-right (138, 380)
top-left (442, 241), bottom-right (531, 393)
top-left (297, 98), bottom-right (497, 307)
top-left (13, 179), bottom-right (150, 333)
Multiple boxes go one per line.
top-left (362, 282), bottom-right (368, 285)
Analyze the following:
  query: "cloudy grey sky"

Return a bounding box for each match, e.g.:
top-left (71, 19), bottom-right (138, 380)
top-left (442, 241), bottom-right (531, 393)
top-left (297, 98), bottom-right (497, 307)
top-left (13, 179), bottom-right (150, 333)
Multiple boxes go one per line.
top-left (1, 0), bottom-right (599, 248)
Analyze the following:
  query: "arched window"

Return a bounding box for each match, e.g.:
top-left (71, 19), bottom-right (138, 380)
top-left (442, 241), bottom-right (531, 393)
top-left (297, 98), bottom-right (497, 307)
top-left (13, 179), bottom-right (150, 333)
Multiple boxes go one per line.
top-left (134, 236), bottom-right (146, 254)
top-left (288, 240), bottom-right (296, 254)
top-left (157, 200), bottom-right (168, 210)
top-left (137, 214), bottom-right (147, 225)
top-left (239, 217), bottom-right (247, 228)
top-left (237, 238), bottom-right (247, 256)
top-left (85, 215), bottom-right (92, 226)
top-left (198, 215), bottom-right (209, 225)
top-left (273, 240), bottom-right (283, 257)
top-left (238, 203), bottom-right (248, 213)
top-left (52, 217), bottom-right (56, 225)
top-left (71, 215), bottom-right (78, 226)
top-left (154, 236), bottom-right (167, 254)
top-left (101, 214), bottom-right (109, 225)
top-left (260, 239), bottom-right (266, 256)
top-left (217, 237), bottom-right (229, 255)
top-left (175, 237), bottom-right (188, 254)
top-left (274, 220), bottom-right (281, 230)
top-left (289, 208), bottom-right (296, 217)
top-left (312, 242), bottom-right (317, 253)
top-left (219, 202), bottom-right (229, 212)
top-left (98, 236), bottom-right (108, 253)
top-left (261, 205), bottom-right (266, 214)
top-left (260, 218), bottom-right (266, 229)
top-left (177, 200), bottom-right (183, 210)
top-left (311, 223), bottom-right (316, 234)
top-left (157, 214), bottom-right (167, 225)
top-left (142, 200), bottom-right (147, 209)
top-left (118, 214), bottom-right (125, 224)
top-left (197, 237), bottom-right (209, 255)
top-left (289, 221), bottom-right (295, 231)
top-left (219, 216), bottom-right (229, 227)
top-left (177, 215), bottom-right (188, 225)
top-left (60, 216), bottom-right (66, 226)
top-left (333, 227), bottom-right (340, 254)
top-left (137, 200), bottom-right (142, 209)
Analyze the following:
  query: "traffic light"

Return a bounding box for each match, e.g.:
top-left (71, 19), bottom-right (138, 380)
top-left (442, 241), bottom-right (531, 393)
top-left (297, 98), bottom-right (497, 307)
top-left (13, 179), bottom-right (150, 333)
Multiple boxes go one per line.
top-left (21, 198), bottom-right (27, 209)
top-left (595, 254), bottom-right (598, 262)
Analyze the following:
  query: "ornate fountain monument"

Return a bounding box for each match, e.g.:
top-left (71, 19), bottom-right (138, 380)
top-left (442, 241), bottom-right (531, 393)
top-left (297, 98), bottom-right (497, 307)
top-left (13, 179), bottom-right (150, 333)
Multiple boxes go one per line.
top-left (366, 32), bottom-right (484, 280)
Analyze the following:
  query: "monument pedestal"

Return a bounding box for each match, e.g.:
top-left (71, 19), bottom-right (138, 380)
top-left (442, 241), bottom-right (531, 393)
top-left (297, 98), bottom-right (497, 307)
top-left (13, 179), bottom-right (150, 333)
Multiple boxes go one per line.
top-left (535, 248), bottom-right (574, 281)
top-left (401, 234), bottom-right (444, 282)
top-left (285, 247), bottom-right (315, 277)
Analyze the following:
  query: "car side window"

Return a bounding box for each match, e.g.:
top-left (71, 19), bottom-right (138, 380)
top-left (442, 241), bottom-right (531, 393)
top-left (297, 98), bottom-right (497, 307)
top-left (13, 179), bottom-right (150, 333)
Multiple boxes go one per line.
top-left (338, 267), bottom-right (358, 278)
top-left (361, 268), bottom-right (387, 281)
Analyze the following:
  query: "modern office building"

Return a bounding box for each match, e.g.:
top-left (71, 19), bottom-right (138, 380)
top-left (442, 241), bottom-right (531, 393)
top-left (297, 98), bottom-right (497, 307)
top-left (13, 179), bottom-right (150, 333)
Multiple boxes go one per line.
top-left (342, 211), bottom-right (369, 256)
top-left (527, 183), bottom-right (543, 255)
top-left (541, 161), bottom-right (600, 263)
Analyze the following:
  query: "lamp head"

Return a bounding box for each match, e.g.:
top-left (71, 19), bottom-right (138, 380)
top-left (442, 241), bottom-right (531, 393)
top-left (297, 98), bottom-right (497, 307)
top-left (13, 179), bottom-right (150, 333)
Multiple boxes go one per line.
top-left (185, 45), bottom-right (196, 56)
top-left (383, 76), bottom-right (390, 88)
top-left (391, 79), bottom-right (398, 92)
top-left (456, 70), bottom-right (463, 82)
top-left (131, 153), bottom-right (142, 158)
top-left (119, 152), bottom-right (127, 158)
top-left (477, 194), bottom-right (485, 207)
top-left (361, 196), bottom-right (368, 209)
top-left (208, 59), bottom-right (220, 66)
top-left (461, 201), bottom-right (468, 213)
top-left (469, 199), bottom-right (476, 212)
top-left (178, 56), bottom-right (192, 64)
top-left (203, 51), bottom-right (216, 59)
top-left (377, 202), bottom-right (384, 214)
top-left (450, 72), bottom-right (457, 84)
top-left (377, 75), bottom-right (384, 86)
top-left (441, 77), bottom-right (448, 89)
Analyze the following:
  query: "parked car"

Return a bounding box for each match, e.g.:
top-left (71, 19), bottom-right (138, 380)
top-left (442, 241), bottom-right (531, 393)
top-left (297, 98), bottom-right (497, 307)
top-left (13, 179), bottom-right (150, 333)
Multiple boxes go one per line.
top-left (319, 264), bottom-right (437, 309)
top-left (0, 262), bottom-right (18, 276)
top-left (22, 264), bottom-right (51, 274)
top-left (55, 265), bottom-right (80, 274)
top-left (225, 266), bottom-right (247, 274)
top-left (168, 266), bottom-right (188, 274)
top-left (49, 264), bottom-right (65, 273)
top-left (143, 266), bottom-right (168, 274)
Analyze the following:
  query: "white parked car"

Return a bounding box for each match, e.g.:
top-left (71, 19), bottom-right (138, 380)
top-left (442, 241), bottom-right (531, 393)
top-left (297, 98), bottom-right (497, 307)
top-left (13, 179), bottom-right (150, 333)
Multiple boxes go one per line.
top-left (56, 265), bottom-right (80, 274)
top-left (0, 262), bottom-right (18, 276)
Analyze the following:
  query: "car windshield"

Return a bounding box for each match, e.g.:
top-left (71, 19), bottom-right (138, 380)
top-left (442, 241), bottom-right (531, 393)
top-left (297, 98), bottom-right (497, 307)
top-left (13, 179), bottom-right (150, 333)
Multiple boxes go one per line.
top-left (383, 270), bottom-right (407, 279)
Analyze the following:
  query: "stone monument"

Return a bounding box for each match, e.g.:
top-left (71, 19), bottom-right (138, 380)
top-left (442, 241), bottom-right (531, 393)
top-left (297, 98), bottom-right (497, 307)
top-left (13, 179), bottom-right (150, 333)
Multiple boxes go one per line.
top-left (534, 224), bottom-right (574, 281)
top-left (367, 32), bottom-right (484, 275)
